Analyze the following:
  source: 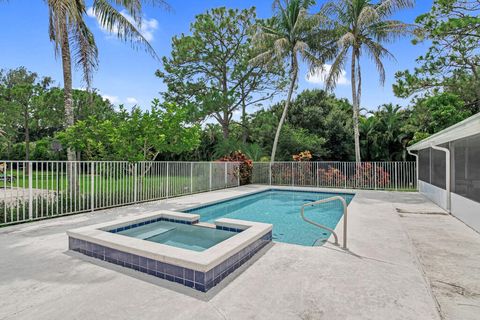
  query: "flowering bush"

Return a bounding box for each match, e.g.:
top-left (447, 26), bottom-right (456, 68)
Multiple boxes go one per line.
top-left (218, 151), bottom-right (253, 185)
top-left (317, 166), bottom-right (347, 186)
top-left (348, 163), bottom-right (391, 188)
top-left (292, 150), bottom-right (312, 162)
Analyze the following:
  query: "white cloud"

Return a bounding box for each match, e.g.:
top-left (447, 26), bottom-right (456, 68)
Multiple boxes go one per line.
top-left (86, 7), bottom-right (158, 42)
top-left (125, 97), bottom-right (138, 104)
top-left (101, 94), bottom-right (120, 105)
top-left (86, 7), bottom-right (95, 18)
top-left (306, 64), bottom-right (349, 86)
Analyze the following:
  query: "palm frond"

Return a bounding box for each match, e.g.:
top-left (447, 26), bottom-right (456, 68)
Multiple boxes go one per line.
top-left (357, 4), bottom-right (379, 27)
top-left (325, 45), bottom-right (348, 91)
top-left (370, 20), bottom-right (416, 43)
top-left (47, 0), bottom-right (84, 55)
top-left (71, 18), bottom-right (99, 88)
top-left (338, 32), bottom-right (355, 48)
top-left (376, 0), bottom-right (415, 17)
top-left (362, 38), bottom-right (394, 84)
top-left (92, 0), bottom-right (159, 59)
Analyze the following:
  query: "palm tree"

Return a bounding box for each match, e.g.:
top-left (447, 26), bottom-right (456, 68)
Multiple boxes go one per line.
top-left (322, 0), bottom-right (415, 162)
top-left (251, 0), bottom-right (333, 162)
top-left (46, 0), bottom-right (167, 161)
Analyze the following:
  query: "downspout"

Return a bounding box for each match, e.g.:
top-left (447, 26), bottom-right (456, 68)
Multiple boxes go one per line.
top-left (407, 148), bottom-right (419, 191)
top-left (430, 144), bottom-right (451, 213)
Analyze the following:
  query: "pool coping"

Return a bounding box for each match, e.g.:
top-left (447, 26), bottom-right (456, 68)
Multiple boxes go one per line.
top-left (180, 187), bottom-right (355, 214)
top-left (66, 210), bottom-right (272, 272)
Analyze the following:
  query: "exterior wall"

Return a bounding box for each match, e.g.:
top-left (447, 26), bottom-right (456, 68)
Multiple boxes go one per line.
top-left (419, 180), bottom-right (448, 210)
top-left (419, 181), bottom-right (480, 233)
top-left (451, 193), bottom-right (480, 233)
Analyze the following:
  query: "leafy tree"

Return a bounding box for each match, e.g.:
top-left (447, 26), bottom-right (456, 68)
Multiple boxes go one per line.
top-left (247, 90), bottom-right (354, 161)
top-left (251, 0), bottom-right (334, 162)
top-left (322, 0), bottom-right (415, 162)
top-left (277, 125), bottom-right (327, 160)
top-left (361, 104), bottom-right (410, 160)
top-left (34, 87), bottom-right (116, 141)
top-left (282, 89), bottom-right (354, 160)
top-left (0, 67), bottom-right (52, 160)
top-left (157, 7), bottom-right (284, 139)
top-left (394, 0), bottom-right (480, 109)
top-left (403, 92), bottom-right (472, 144)
top-left (57, 100), bottom-right (201, 162)
top-left (249, 110), bottom-right (327, 161)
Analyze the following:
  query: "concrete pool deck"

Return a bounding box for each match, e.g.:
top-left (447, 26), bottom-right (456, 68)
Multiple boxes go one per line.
top-left (1, 185), bottom-right (479, 319)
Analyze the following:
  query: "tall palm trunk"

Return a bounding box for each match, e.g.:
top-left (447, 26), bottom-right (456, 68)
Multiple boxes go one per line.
top-left (351, 50), bottom-right (361, 162)
top-left (60, 16), bottom-right (78, 194)
top-left (24, 107), bottom-right (30, 161)
top-left (270, 55), bottom-right (298, 162)
top-left (61, 19), bottom-right (75, 161)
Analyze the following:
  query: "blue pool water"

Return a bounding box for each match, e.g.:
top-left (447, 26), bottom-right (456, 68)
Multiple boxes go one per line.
top-left (117, 220), bottom-right (237, 252)
top-left (184, 189), bottom-right (354, 246)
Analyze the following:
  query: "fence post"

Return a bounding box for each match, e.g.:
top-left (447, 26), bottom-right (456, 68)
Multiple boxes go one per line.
top-left (166, 162), bottom-right (169, 199)
top-left (344, 162), bottom-right (347, 189)
top-left (28, 162), bottom-right (33, 220)
top-left (224, 162), bottom-right (228, 187)
top-left (91, 162), bottom-right (95, 211)
top-left (133, 163), bottom-right (138, 203)
top-left (237, 163), bottom-right (240, 186)
top-left (291, 162), bottom-right (294, 186)
top-left (269, 162), bottom-right (272, 186)
top-left (316, 162), bottom-right (319, 188)
top-left (209, 162), bottom-right (212, 191)
top-left (190, 162), bottom-right (193, 194)
top-left (395, 162), bottom-right (398, 191)
top-left (374, 162), bottom-right (377, 190)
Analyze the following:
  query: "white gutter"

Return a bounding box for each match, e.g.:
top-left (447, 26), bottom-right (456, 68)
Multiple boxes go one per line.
top-left (430, 144), bottom-right (451, 212)
top-left (407, 149), bottom-right (419, 190)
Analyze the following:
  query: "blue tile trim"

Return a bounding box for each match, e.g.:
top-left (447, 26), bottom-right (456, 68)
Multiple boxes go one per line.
top-left (215, 226), bottom-right (244, 233)
top-left (182, 189), bottom-right (354, 213)
top-left (68, 230), bottom-right (272, 292)
top-left (108, 217), bottom-right (200, 234)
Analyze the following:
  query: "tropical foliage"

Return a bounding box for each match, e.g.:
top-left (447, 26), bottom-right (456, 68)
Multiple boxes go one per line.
top-left (322, 0), bottom-right (415, 162)
top-left (57, 101), bottom-right (201, 161)
top-left (43, 0), bottom-right (168, 162)
top-left (394, 0), bottom-right (480, 109)
top-left (394, 0), bottom-right (479, 142)
top-left (217, 151), bottom-right (253, 185)
top-left (251, 0), bottom-right (335, 162)
top-left (1, 1), bottom-right (479, 165)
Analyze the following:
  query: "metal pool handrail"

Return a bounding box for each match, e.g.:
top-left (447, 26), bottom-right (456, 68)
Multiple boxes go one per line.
top-left (300, 196), bottom-right (348, 250)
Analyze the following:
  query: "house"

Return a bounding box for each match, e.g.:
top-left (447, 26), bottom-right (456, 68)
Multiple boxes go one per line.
top-left (408, 112), bottom-right (480, 232)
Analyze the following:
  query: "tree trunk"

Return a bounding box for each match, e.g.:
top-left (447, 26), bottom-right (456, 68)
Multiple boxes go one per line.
top-left (24, 107), bottom-right (30, 161)
top-left (61, 18), bottom-right (75, 161)
top-left (241, 88), bottom-right (248, 144)
top-left (270, 55), bottom-right (297, 163)
top-left (60, 16), bottom-right (78, 195)
top-left (221, 119), bottom-right (229, 139)
top-left (351, 51), bottom-right (361, 163)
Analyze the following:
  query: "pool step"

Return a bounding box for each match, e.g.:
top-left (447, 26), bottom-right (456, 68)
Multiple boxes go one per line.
top-left (119, 224), bottom-right (176, 240)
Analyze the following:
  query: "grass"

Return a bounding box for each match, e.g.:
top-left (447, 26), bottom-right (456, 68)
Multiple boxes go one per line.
top-left (0, 169), bottom-right (204, 193)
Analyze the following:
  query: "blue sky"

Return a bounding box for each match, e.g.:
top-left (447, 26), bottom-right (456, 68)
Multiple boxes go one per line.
top-left (0, 0), bottom-right (432, 115)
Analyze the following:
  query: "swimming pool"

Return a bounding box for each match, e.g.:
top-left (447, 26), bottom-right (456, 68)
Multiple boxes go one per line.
top-left (183, 189), bottom-right (354, 246)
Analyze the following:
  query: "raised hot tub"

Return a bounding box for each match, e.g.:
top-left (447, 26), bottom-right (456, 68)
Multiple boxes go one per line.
top-left (67, 210), bottom-right (272, 292)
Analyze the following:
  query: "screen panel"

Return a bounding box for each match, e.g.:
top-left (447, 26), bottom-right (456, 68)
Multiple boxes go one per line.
top-left (452, 133), bottom-right (480, 203)
top-left (418, 148), bottom-right (430, 183)
top-left (431, 147), bottom-right (446, 189)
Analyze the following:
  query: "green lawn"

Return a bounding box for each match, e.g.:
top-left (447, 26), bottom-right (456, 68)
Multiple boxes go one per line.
top-left (0, 169), bottom-right (203, 194)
